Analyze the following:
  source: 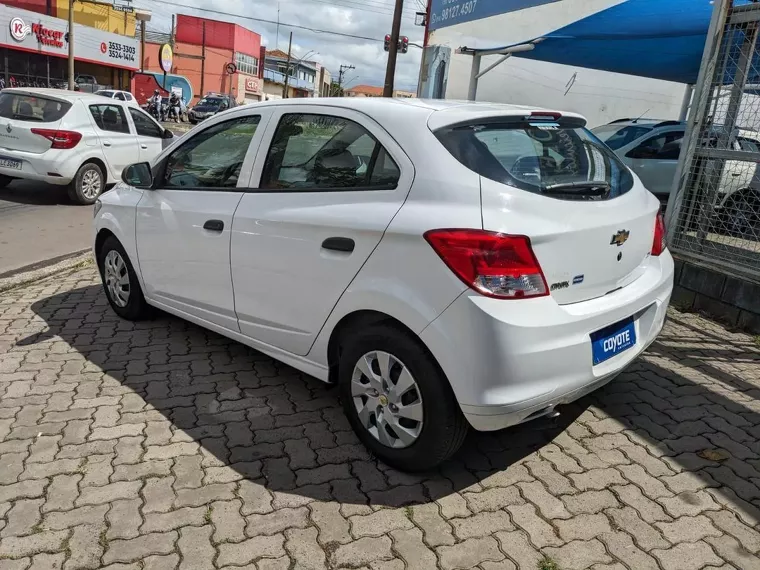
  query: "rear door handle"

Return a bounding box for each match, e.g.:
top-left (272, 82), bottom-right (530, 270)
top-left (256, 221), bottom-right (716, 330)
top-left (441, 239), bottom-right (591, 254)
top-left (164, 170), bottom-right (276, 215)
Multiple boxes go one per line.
top-left (203, 219), bottom-right (224, 232)
top-left (102, 141), bottom-right (112, 147)
top-left (322, 237), bottom-right (355, 253)
top-left (141, 144), bottom-right (148, 149)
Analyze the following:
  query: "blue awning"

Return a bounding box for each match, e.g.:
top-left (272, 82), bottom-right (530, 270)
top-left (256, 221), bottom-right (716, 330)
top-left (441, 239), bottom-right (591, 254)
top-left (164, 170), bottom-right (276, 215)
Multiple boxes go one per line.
top-left (465, 0), bottom-right (756, 85)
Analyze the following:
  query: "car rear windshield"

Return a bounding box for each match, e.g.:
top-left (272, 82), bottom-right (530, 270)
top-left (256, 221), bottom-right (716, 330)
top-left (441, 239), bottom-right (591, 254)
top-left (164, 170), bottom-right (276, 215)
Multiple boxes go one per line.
top-left (591, 124), bottom-right (654, 150)
top-left (436, 119), bottom-right (634, 200)
top-left (198, 97), bottom-right (223, 107)
top-left (0, 93), bottom-right (71, 123)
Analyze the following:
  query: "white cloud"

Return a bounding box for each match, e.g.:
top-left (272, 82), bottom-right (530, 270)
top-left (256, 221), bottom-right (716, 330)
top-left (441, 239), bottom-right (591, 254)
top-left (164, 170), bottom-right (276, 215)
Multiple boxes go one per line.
top-left (134, 0), bottom-right (425, 91)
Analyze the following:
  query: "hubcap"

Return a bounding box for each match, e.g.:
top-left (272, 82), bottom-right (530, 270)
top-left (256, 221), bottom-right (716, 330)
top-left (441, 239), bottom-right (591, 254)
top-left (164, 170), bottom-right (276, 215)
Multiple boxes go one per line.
top-left (81, 169), bottom-right (102, 200)
top-left (103, 250), bottom-right (130, 308)
top-left (351, 351), bottom-right (424, 449)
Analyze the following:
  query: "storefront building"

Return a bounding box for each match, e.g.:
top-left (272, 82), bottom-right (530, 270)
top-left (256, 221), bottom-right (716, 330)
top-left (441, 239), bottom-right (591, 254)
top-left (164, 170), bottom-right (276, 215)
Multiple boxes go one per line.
top-left (143, 15), bottom-right (264, 105)
top-left (0, 2), bottom-right (141, 90)
top-left (3, 0), bottom-right (138, 36)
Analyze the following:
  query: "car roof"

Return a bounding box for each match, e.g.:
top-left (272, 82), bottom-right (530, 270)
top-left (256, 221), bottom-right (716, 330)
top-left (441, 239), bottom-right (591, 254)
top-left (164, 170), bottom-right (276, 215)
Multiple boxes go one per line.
top-left (235, 97), bottom-right (587, 130)
top-left (2, 88), bottom-right (126, 104)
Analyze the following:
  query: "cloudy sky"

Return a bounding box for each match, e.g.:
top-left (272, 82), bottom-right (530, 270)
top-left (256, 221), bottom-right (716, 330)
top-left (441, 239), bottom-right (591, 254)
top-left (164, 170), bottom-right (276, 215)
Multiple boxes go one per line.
top-left (133, 0), bottom-right (426, 91)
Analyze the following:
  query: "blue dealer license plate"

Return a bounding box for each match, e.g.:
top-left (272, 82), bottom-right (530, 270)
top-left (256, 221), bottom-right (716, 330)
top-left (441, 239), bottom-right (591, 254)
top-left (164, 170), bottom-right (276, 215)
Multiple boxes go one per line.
top-left (591, 317), bottom-right (636, 365)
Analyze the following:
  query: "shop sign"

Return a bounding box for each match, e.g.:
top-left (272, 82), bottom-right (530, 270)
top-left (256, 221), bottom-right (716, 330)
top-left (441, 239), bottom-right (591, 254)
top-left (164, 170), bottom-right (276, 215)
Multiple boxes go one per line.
top-left (245, 77), bottom-right (261, 93)
top-left (1, 4), bottom-right (141, 70)
top-left (429, 0), bottom-right (560, 31)
top-left (160, 43), bottom-right (173, 73)
top-left (10, 17), bottom-right (65, 48)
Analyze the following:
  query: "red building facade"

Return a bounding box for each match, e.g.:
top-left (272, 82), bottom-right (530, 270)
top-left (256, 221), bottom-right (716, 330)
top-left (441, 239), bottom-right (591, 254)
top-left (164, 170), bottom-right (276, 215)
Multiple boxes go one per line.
top-left (143, 15), bottom-right (264, 105)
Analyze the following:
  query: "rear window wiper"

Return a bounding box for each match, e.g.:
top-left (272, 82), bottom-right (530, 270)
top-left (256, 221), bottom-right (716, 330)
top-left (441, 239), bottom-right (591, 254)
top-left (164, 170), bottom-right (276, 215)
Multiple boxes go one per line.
top-left (542, 181), bottom-right (611, 196)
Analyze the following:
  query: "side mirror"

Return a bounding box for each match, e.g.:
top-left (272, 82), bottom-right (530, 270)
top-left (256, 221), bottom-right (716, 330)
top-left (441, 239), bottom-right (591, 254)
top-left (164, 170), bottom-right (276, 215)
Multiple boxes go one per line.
top-left (122, 162), bottom-right (153, 188)
top-left (162, 129), bottom-right (174, 140)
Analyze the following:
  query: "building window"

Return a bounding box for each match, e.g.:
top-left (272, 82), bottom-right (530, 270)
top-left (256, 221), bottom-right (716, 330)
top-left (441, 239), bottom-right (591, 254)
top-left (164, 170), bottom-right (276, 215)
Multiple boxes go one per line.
top-left (235, 52), bottom-right (259, 76)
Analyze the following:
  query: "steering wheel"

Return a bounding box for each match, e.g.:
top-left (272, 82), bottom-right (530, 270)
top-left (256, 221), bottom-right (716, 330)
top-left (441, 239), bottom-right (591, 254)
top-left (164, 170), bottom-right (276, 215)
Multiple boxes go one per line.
top-left (220, 161), bottom-right (243, 187)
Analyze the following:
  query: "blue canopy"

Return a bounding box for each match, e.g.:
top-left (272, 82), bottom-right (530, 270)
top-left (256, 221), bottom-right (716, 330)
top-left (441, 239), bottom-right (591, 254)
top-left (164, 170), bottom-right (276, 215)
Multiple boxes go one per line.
top-left (473, 0), bottom-right (755, 85)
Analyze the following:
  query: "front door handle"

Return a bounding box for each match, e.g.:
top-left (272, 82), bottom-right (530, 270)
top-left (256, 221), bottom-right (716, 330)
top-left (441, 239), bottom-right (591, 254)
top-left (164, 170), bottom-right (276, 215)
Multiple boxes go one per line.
top-left (322, 237), bottom-right (355, 253)
top-left (203, 219), bottom-right (224, 232)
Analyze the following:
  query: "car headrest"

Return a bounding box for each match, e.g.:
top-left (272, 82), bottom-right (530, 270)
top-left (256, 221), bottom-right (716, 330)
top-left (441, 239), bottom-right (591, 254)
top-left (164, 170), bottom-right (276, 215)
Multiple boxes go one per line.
top-left (103, 108), bottom-right (119, 126)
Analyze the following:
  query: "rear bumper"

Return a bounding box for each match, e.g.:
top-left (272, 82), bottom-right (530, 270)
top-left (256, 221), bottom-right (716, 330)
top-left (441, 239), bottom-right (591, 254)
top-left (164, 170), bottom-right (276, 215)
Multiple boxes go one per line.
top-left (420, 251), bottom-right (674, 432)
top-left (0, 150), bottom-right (76, 185)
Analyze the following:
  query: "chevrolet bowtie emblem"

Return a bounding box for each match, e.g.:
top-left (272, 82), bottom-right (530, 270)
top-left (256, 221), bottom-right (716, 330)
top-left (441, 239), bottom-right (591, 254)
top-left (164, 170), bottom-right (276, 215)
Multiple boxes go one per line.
top-left (610, 230), bottom-right (630, 247)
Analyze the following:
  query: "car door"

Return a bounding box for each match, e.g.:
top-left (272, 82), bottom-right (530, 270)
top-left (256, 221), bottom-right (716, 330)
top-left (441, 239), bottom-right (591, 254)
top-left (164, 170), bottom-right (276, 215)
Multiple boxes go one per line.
top-left (135, 110), bottom-right (271, 331)
top-left (128, 107), bottom-right (165, 161)
top-left (624, 129), bottom-right (684, 197)
top-left (230, 106), bottom-right (413, 356)
top-left (87, 103), bottom-right (140, 180)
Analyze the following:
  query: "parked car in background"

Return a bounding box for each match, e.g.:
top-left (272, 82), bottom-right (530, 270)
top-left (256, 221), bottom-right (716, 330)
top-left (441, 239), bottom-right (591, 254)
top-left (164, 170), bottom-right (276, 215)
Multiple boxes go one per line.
top-left (95, 90), bottom-right (141, 109)
top-left (593, 118), bottom-right (760, 201)
top-left (0, 88), bottom-right (173, 204)
top-left (188, 93), bottom-right (235, 124)
top-left (94, 98), bottom-right (673, 471)
top-left (74, 75), bottom-right (103, 93)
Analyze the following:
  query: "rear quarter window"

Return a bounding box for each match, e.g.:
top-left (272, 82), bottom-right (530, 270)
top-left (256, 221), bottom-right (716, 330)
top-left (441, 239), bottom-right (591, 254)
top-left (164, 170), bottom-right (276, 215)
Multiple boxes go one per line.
top-left (0, 93), bottom-right (71, 123)
top-left (436, 120), bottom-right (634, 201)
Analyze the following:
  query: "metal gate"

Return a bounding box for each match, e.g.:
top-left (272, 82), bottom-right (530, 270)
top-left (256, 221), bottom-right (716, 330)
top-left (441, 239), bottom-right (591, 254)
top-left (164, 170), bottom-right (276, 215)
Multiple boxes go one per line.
top-left (666, 0), bottom-right (760, 282)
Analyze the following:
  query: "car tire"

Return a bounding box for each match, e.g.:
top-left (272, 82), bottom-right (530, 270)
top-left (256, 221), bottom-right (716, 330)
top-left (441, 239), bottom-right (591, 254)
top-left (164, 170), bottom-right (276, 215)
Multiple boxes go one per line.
top-left (0, 174), bottom-right (14, 188)
top-left (97, 235), bottom-right (151, 321)
top-left (720, 188), bottom-right (760, 240)
top-left (68, 162), bottom-right (104, 205)
top-left (338, 323), bottom-right (468, 471)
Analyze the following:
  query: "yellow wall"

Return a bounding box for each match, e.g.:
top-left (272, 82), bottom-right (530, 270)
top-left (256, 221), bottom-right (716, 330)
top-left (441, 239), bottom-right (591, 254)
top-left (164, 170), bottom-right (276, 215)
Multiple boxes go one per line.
top-left (55, 0), bottom-right (137, 36)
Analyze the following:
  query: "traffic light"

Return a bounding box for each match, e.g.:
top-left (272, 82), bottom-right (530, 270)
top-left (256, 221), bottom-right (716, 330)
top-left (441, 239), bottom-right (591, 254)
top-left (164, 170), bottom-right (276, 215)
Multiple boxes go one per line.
top-left (384, 34), bottom-right (391, 52)
top-left (400, 36), bottom-right (409, 54)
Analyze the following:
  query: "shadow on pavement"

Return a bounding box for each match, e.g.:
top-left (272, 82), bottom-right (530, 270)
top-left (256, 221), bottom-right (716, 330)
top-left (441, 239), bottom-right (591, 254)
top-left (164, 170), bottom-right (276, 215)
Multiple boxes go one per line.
top-left (19, 284), bottom-right (760, 522)
top-left (0, 179), bottom-right (73, 207)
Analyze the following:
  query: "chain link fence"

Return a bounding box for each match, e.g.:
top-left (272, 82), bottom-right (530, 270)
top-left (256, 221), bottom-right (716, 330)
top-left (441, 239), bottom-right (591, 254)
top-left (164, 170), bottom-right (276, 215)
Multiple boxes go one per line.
top-left (667, 0), bottom-right (760, 281)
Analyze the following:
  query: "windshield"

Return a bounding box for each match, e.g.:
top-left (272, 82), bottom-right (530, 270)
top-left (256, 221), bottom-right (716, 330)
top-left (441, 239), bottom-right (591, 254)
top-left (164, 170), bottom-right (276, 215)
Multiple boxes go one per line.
top-left (198, 97), bottom-right (223, 107)
top-left (591, 124), bottom-right (654, 150)
top-left (0, 93), bottom-right (72, 123)
top-left (436, 120), bottom-right (634, 200)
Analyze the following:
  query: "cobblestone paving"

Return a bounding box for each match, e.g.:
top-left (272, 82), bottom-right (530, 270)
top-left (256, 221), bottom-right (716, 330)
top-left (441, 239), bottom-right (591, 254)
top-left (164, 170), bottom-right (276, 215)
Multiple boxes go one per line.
top-left (1, 268), bottom-right (760, 570)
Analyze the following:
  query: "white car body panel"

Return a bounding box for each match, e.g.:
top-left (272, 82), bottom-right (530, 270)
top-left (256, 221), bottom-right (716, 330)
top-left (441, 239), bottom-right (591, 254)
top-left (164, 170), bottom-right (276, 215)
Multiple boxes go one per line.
top-left (95, 98), bottom-right (675, 434)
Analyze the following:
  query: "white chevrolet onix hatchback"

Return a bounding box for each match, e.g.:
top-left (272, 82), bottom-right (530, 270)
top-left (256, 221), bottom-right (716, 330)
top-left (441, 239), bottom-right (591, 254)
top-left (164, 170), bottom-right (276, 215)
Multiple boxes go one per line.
top-left (94, 98), bottom-right (674, 471)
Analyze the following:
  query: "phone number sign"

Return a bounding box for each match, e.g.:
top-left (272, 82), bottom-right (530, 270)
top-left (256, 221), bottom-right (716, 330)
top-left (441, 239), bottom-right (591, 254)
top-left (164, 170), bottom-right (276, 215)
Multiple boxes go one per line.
top-left (429, 0), bottom-right (560, 31)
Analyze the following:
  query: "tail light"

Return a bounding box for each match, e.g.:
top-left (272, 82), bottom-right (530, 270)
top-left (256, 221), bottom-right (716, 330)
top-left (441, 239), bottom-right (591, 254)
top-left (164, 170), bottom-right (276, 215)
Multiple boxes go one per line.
top-left (424, 229), bottom-right (548, 299)
top-left (30, 129), bottom-right (82, 149)
top-left (652, 213), bottom-right (667, 256)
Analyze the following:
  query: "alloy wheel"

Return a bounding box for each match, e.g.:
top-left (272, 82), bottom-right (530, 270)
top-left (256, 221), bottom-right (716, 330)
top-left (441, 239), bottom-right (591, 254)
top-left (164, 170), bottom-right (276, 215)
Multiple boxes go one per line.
top-left (81, 169), bottom-right (102, 200)
top-left (104, 250), bottom-right (130, 308)
top-left (351, 351), bottom-right (424, 449)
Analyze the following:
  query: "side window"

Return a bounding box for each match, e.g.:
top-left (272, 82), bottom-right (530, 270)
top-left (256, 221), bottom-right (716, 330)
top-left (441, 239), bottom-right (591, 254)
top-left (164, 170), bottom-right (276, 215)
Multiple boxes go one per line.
top-left (129, 108), bottom-right (162, 138)
top-left (125, 93), bottom-right (133, 101)
top-left (161, 115), bottom-right (260, 189)
top-left (260, 113), bottom-right (400, 190)
top-left (115, 92), bottom-right (125, 101)
top-left (628, 131), bottom-right (684, 160)
top-left (89, 104), bottom-right (130, 134)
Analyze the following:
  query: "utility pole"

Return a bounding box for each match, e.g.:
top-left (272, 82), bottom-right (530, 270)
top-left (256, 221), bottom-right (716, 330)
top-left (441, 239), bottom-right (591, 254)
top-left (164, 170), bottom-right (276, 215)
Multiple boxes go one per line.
top-left (383, 0), bottom-right (404, 97)
top-left (140, 19), bottom-right (146, 72)
top-left (67, 0), bottom-right (75, 90)
top-left (337, 64), bottom-right (354, 97)
top-left (282, 32), bottom-right (293, 98)
top-left (200, 21), bottom-right (206, 99)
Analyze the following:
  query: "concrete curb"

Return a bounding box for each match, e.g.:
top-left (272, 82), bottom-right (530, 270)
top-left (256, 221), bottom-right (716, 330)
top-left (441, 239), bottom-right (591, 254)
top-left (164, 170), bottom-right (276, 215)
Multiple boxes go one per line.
top-left (0, 250), bottom-right (94, 293)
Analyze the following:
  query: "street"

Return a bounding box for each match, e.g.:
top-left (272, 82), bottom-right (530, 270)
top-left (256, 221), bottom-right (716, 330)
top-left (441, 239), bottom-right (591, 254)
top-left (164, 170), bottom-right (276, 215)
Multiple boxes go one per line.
top-left (0, 267), bottom-right (758, 569)
top-left (0, 181), bottom-right (92, 278)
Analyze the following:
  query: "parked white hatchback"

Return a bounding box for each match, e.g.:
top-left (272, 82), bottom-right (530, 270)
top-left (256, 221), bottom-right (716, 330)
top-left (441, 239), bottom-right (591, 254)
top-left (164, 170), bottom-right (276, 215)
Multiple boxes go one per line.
top-left (94, 98), bottom-right (674, 471)
top-left (94, 89), bottom-right (142, 109)
top-left (0, 88), bottom-right (173, 204)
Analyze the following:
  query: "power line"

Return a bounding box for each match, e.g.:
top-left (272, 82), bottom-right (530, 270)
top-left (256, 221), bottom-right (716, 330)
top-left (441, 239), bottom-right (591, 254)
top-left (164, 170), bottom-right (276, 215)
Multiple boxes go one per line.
top-left (140, 0), bottom-right (386, 43)
top-left (302, 0), bottom-right (417, 19)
